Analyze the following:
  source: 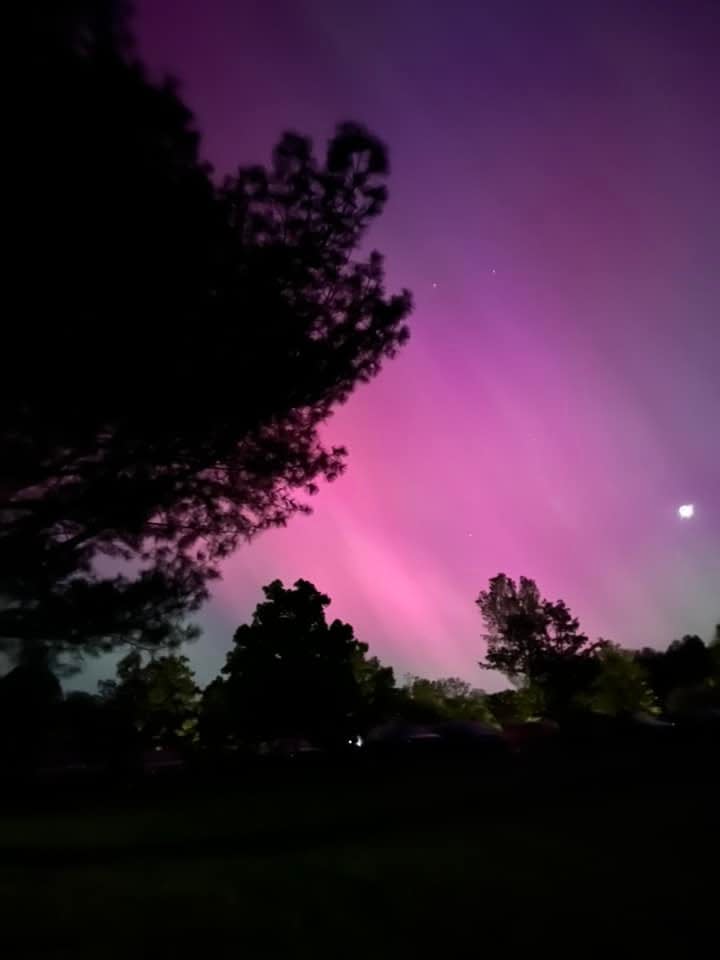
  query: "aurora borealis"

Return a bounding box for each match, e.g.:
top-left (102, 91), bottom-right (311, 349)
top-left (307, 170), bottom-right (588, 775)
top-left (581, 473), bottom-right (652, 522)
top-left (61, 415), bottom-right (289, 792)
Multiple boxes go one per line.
top-left (134, 0), bottom-right (719, 688)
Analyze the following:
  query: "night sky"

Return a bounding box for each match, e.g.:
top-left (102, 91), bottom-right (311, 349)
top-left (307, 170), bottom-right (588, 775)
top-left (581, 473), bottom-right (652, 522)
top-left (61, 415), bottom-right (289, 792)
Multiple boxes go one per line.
top-left (131, 0), bottom-right (719, 689)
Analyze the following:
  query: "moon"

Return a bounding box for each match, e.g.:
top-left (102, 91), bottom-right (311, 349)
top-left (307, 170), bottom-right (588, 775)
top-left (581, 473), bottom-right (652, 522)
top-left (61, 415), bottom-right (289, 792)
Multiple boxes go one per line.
top-left (678, 504), bottom-right (695, 519)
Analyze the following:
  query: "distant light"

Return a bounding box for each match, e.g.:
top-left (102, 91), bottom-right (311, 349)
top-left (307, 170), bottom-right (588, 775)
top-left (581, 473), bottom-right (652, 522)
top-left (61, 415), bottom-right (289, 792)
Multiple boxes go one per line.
top-left (490, 268), bottom-right (496, 275)
top-left (678, 504), bottom-right (695, 519)
top-left (432, 282), bottom-right (438, 288)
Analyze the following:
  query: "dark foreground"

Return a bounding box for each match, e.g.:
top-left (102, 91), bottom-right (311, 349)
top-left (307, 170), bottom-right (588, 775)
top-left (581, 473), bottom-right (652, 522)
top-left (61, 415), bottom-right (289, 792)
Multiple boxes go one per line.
top-left (0, 747), bottom-right (718, 957)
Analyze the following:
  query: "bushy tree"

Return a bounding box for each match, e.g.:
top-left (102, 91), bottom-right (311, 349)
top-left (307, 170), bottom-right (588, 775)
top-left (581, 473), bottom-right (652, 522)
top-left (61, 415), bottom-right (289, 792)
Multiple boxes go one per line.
top-left (576, 644), bottom-right (658, 718)
top-left (0, 641), bottom-right (62, 762)
top-left (477, 574), bottom-right (603, 717)
top-left (401, 676), bottom-right (495, 725)
top-left (220, 580), bottom-right (370, 746)
top-left (198, 677), bottom-right (232, 750)
top-left (100, 651), bottom-right (200, 744)
top-left (3, 0), bottom-right (411, 659)
top-left (485, 687), bottom-right (545, 726)
top-left (353, 655), bottom-right (398, 729)
top-left (658, 628), bottom-right (720, 717)
top-left (636, 635), bottom-right (715, 710)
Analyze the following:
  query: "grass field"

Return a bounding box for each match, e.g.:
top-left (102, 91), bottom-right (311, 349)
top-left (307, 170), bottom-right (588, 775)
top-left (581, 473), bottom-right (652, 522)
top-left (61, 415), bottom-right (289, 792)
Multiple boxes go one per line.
top-left (0, 758), bottom-right (717, 957)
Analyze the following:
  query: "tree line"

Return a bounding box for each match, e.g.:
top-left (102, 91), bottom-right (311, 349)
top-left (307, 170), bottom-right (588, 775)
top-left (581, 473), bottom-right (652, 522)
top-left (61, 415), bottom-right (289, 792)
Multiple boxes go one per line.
top-left (2, 574), bottom-right (717, 765)
top-left (2, 2), bottom-right (716, 765)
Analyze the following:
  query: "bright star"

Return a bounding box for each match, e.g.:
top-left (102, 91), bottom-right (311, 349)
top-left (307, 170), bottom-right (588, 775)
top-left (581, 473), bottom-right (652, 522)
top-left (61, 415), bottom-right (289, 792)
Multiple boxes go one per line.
top-left (678, 504), bottom-right (694, 519)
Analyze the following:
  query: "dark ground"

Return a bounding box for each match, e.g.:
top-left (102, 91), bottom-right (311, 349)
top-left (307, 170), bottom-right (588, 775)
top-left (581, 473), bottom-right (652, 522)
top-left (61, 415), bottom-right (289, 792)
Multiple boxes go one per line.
top-left (0, 745), bottom-right (717, 957)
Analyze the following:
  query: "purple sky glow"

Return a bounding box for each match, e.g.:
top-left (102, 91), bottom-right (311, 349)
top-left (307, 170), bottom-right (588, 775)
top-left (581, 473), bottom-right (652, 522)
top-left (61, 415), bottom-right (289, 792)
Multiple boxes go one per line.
top-left (118, 0), bottom-right (720, 689)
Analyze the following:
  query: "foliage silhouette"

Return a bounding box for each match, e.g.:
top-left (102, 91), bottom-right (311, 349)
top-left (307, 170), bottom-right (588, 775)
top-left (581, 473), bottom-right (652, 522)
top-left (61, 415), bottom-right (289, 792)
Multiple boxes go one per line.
top-left (197, 677), bottom-right (233, 750)
top-left (400, 676), bottom-right (495, 725)
top-left (100, 651), bottom-right (200, 745)
top-left (352, 655), bottom-right (399, 730)
top-left (575, 643), bottom-right (658, 718)
top-left (3, 0), bottom-right (411, 658)
top-left (0, 641), bottom-right (62, 764)
top-left (485, 687), bottom-right (543, 725)
top-left (636, 635), bottom-right (715, 710)
top-left (642, 631), bottom-right (720, 717)
top-left (215, 579), bottom-right (373, 746)
top-left (477, 573), bottom-right (604, 717)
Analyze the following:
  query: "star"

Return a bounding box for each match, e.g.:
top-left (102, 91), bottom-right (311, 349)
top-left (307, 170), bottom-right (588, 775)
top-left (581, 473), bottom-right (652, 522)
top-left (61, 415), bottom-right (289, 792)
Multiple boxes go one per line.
top-left (678, 504), bottom-right (694, 519)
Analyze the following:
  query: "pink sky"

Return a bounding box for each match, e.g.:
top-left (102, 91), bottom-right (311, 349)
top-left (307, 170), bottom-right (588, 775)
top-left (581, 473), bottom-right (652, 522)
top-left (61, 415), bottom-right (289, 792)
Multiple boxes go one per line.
top-left (129, 0), bottom-right (719, 690)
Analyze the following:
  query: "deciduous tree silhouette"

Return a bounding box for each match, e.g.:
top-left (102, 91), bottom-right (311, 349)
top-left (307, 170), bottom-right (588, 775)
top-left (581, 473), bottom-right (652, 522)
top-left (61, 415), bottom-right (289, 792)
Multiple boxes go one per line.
top-left (485, 688), bottom-right (542, 726)
top-left (218, 579), bottom-right (370, 746)
top-left (576, 643), bottom-right (658, 718)
top-left (3, 1), bottom-right (411, 658)
top-left (636, 634), bottom-right (715, 710)
top-left (400, 676), bottom-right (494, 724)
top-left (353, 655), bottom-right (399, 730)
top-left (197, 676), bottom-right (232, 750)
top-left (477, 573), bottom-right (604, 717)
top-left (0, 641), bottom-right (62, 764)
top-left (99, 650), bottom-right (200, 745)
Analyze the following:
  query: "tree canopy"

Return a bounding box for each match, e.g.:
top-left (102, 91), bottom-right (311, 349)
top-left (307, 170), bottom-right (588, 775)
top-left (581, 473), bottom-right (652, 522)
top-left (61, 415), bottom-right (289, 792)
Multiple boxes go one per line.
top-left (100, 651), bottom-right (200, 745)
top-left (401, 676), bottom-right (495, 725)
top-left (576, 644), bottom-right (658, 718)
top-left (636, 632), bottom-right (720, 717)
top-left (352, 655), bottom-right (399, 730)
top-left (3, 0), bottom-right (411, 659)
top-left (217, 579), bottom-right (372, 745)
top-left (485, 688), bottom-right (543, 726)
top-left (636, 635), bottom-right (715, 706)
top-left (1, 562), bottom-right (716, 763)
top-left (477, 573), bottom-right (603, 716)
top-left (0, 640), bottom-right (63, 763)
